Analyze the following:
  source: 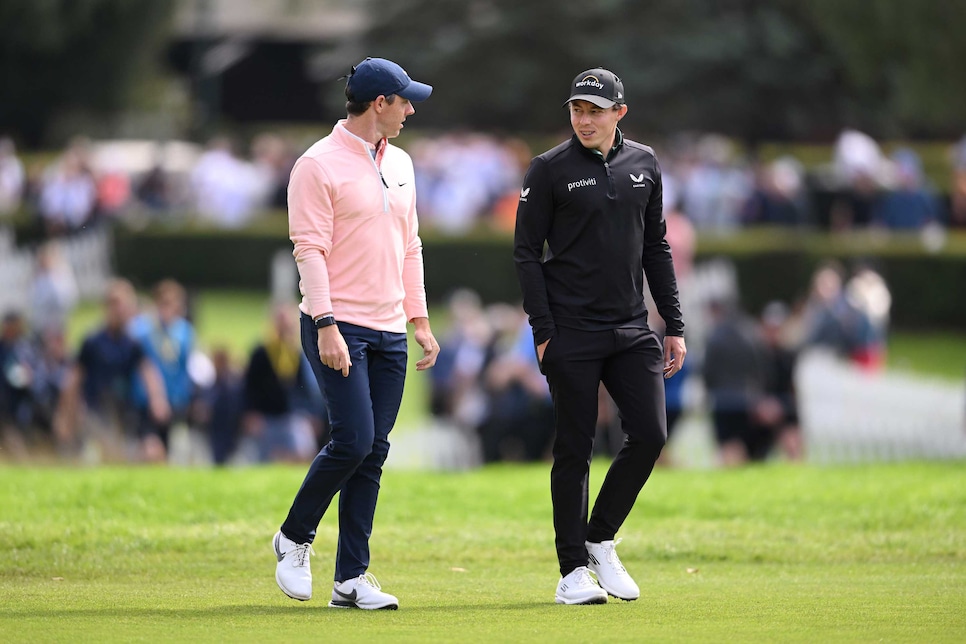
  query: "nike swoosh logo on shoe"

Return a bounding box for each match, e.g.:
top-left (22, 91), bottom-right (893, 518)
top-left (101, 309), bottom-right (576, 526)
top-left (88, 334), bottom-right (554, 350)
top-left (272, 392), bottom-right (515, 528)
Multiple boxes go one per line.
top-left (333, 588), bottom-right (358, 601)
top-left (274, 534), bottom-right (284, 562)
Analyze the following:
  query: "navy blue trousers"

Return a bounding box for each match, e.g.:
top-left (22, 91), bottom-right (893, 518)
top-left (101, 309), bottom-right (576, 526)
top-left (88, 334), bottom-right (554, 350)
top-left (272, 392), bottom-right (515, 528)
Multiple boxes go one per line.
top-left (280, 314), bottom-right (407, 582)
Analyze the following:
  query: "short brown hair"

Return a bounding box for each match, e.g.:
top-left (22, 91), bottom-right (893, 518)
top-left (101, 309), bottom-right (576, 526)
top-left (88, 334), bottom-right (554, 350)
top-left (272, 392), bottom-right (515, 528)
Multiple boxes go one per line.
top-left (346, 89), bottom-right (396, 116)
top-left (153, 279), bottom-right (186, 306)
top-left (105, 278), bottom-right (137, 309)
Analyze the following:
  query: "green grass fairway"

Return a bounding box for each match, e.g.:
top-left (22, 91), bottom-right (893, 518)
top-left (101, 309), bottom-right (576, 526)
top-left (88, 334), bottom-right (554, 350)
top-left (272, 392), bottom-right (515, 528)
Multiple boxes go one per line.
top-left (886, 332), bottom-right (966, 381)
top-left (1, 462), bottom-right (964, 642)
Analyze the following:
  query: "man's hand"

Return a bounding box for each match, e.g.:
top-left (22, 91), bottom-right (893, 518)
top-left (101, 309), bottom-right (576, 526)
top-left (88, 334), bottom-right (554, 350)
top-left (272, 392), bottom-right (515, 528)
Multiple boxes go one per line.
top-left (318, 325), bottom-right (352, 377)
top-left (536, 338), bottom-right (550, 363)
top-left (149, 396), bottom-right (172, 425)
top-left (140, 360), bottom-right (171, 423)
top-left (411, 317), bottom-right (439, 371)
top-left (663, 335), bottom-right (687, 379)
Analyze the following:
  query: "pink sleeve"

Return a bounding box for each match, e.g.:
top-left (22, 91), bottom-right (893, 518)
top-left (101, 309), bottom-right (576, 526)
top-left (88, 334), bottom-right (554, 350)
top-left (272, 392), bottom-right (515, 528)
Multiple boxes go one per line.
top-left (402, 190), bottom-right (429, 321)
top-left (289, 158), bottom-right (333, 318)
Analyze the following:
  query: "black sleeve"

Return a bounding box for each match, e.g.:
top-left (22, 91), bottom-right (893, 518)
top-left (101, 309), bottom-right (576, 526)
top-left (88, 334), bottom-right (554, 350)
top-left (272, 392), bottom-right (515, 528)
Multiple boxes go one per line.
top-left (243, 347), bottom-right (267, 413)
top-left (642, 155), bottom-right (685, 337)
top-left (513, 156), bottom-right (556, 345)
top-left (77, 337), bottom-right (95, 372)
top-left (129, 342), bottom-right (146, 377)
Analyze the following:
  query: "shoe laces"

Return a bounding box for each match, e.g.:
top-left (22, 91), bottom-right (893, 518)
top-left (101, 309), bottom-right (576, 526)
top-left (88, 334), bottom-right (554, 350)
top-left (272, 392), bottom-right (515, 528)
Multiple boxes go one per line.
top-left (291, 542), bottom-right (314, 568)
top-left (603, 539), bottom-right (629, 575)
top-left (573, 566), bottom-right (597, 588)
top-left (357, 572), bottom-right (382, 591)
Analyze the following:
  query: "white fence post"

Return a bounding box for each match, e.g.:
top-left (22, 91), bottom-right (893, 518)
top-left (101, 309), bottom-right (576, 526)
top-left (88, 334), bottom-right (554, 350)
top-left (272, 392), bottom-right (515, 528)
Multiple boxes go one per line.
top-left (0, 226), bottom-right (113, 315)
top-left (270, 247), bottom-right (298, 303)
top-left (797, 351), bottom-right (966, 463)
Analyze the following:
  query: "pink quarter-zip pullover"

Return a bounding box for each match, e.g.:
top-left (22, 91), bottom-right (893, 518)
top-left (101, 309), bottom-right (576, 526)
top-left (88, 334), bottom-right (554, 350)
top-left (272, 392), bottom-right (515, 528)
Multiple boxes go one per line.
top-left (289, 120), bottom-right (428, 333)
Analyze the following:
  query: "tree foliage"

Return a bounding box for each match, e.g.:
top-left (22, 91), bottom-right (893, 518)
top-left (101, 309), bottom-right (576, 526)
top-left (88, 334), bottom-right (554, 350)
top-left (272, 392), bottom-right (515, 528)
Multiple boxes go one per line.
top-left (0, 0), bottom-right (175, 146)
top-left (2, 0), bottom-right (962, 145)
top-left (799, 0), bottom-right (966, 138)
top-left (363, 0), bottom-right (966, 141)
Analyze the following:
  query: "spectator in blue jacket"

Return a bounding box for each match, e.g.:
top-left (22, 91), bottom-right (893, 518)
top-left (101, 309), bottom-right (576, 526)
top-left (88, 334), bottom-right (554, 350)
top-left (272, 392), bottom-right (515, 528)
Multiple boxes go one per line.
top-left (130, 279), bottom-right (195, 462)
top-left (872, 148), bottom-right (940, 230)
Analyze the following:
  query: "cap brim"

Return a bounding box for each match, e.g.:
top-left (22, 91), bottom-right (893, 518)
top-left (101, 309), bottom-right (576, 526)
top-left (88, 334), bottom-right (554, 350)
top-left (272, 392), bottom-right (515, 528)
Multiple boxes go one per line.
top-left (398, 80), bottom-right (433, 102)
top-left (564, 94), bottom-right (617, 109)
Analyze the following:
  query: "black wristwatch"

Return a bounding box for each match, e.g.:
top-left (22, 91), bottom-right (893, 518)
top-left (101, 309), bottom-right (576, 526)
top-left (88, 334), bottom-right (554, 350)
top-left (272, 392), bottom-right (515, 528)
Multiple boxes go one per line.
top-left (314, 314), bottom-right (337, 328)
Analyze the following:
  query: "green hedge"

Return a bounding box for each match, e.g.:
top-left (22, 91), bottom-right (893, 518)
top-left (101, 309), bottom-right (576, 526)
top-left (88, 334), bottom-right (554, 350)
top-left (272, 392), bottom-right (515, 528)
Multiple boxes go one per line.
top-left (114, 228), bottom-right (288, 291)
top-left (112, 226), bottom-right (521, 304)
top-left (113, 225), bottom-right (966, 329)
top-left (723, 252), bottom-right (966, 328)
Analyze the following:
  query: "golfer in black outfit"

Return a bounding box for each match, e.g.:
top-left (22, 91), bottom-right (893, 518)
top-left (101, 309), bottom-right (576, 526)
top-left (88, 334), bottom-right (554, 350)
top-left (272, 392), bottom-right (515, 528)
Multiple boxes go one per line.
top-left (514, 68), bottom-right (687, 605)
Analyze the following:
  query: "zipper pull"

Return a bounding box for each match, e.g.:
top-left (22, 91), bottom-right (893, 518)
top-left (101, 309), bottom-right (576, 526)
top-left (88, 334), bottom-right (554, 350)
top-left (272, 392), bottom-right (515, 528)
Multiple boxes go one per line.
top-left (379, 171), bottom-right (388, 188)
top-left (603, 161), bottom-right (617, 200)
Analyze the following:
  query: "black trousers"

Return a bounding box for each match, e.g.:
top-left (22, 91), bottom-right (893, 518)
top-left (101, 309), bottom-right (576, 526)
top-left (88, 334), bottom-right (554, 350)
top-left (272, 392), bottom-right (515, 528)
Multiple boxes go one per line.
top-left (541, 325), bottom-right (667, 577)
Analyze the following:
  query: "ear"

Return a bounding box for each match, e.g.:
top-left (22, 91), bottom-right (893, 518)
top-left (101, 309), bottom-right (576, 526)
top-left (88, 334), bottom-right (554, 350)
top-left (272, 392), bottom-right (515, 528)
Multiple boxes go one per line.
top-left (373, 95), bottom-right (388, 112)
top-left (617, 104), bottom-right (629, 120)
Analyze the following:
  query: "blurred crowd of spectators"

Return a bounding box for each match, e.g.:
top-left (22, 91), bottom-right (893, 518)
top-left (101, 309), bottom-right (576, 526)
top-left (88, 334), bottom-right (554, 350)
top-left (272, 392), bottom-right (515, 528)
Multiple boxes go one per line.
top-left (2, 128), bottom-right (966, 239)
top-left (409, 133), bottom-right (531, 235)
top-left (0, 262), bottom-right (327, 465)
top-left (660, 129), bottom-right (966, 233)
top-left (427, 252), bottom-right (892, 468)
top-left (697, 259), bottom-right (891, 466)
top-left (0, 133), bottom-right (297, 235)
top-left (0, 123), bottom-right (938, 467)
top-left (0, 247), bottom-right (894, 468)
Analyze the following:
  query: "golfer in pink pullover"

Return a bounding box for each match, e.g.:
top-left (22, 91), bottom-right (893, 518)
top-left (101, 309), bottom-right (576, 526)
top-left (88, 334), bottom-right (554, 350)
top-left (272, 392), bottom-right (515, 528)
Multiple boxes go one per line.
top-left (273, 58), bottom-right (439, 610)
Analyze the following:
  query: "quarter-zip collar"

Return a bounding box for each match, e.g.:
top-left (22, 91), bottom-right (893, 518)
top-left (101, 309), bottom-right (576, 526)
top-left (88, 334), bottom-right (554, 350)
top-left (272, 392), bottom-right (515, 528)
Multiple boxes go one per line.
top-left (333, 120), bottom-right (388, 166)
top-left (571, 127), bottom-right (624, 199)
top-left (571, 127), bottom-right (624, 162)
top-left (333, 120), bottom-right (390, 211)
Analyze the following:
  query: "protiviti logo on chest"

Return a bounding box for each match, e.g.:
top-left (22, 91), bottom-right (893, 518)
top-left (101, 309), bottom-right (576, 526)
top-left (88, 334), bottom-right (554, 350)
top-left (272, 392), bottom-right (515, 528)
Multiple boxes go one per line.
top-left (568, 177), bottom-right (597, 192)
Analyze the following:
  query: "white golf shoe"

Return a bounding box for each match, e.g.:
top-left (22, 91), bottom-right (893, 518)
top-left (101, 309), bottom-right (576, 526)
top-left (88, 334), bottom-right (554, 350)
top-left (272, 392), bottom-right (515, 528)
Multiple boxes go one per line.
top-left (586, 539), bottom-right (640, 601)
top-left (273, 531), bottom-right (313, 601)
top-left (554, 566), bottom-right (608, 605)
top-left (329, 573), bottom-right (399, 610)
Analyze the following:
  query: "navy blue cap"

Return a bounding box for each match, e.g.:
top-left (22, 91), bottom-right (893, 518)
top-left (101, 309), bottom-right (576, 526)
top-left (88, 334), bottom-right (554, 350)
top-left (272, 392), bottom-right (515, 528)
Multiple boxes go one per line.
top-left (346, 57), bottom-right (433, 103)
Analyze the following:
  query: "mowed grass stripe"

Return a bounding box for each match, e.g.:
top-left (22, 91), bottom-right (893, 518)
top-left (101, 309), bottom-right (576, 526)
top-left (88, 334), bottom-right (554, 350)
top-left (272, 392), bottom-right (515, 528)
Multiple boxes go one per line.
top-left (1, 462), bottom-right (964, 642)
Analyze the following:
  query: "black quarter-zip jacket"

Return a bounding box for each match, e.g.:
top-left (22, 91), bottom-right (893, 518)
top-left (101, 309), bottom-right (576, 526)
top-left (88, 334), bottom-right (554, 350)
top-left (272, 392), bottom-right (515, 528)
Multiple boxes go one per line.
top-left (513, 130), bottom-right (684, 345)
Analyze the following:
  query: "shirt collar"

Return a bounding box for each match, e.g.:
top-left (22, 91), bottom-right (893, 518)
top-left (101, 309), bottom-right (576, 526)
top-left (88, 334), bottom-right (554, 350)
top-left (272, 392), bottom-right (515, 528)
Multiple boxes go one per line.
top-left (613, 127), bottom-right (624, 150)
top-left (335, 120), bottom-right (388, 163)
top-left (574, 127), bottom-right (624, 160)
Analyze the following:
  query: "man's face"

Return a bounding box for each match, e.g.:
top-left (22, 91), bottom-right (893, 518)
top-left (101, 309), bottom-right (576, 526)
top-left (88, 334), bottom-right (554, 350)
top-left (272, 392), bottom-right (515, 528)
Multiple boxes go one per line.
top-left (156, 294), bottom-right (183, 325)
top-left (569, 99), bottom-right (627, 153)
top-left (104, 290), bottom-right (134, 331)
top-left (376, 96), bottom-right (415, 139)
